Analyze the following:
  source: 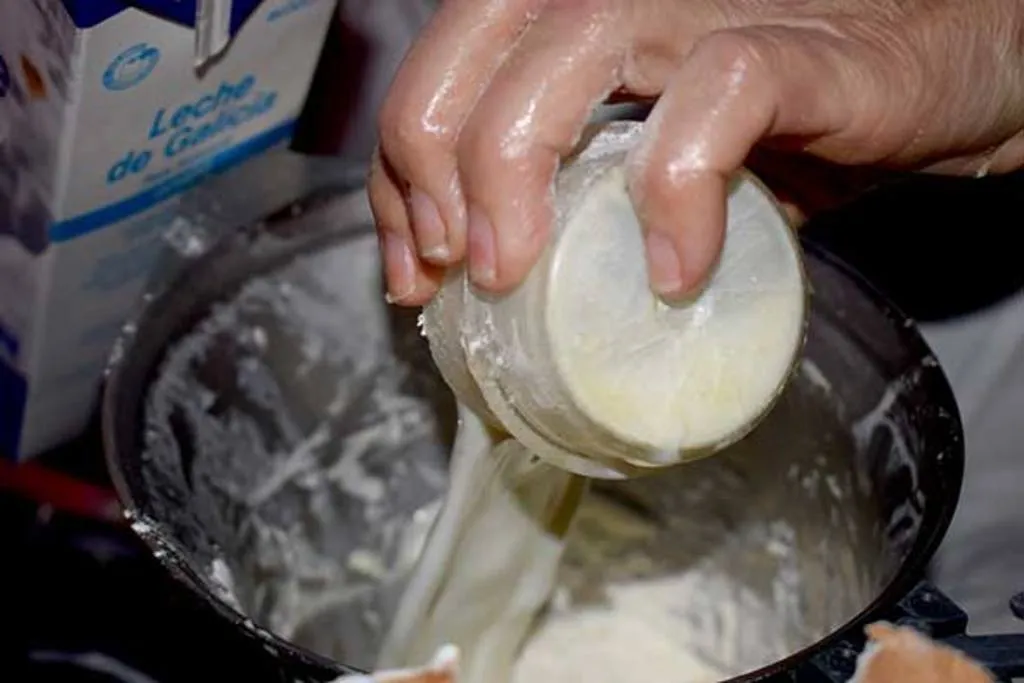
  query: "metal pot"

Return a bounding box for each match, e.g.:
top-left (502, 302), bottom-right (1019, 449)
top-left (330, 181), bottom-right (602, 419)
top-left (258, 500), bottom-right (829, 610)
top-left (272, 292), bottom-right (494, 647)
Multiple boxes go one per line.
top-left (103, 187), bottom-right (1010, 682)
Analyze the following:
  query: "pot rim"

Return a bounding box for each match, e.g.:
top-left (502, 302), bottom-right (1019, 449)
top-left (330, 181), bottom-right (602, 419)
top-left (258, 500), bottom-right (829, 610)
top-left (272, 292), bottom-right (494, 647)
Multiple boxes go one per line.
top-left (101, 188), bottom-right (964, 682)
top-left (729, 239), bottom-right (964, 681)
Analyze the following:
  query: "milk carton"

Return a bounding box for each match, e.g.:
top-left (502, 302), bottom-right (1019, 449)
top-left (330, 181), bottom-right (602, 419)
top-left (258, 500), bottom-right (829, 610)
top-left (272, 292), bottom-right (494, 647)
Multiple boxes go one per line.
top-left (0, 0), bottom-right (337, 459)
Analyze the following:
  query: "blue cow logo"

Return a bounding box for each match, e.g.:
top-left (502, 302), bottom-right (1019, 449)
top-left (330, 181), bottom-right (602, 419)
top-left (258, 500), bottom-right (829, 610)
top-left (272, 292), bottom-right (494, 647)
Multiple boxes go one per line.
top-left (103, 43), bottom-right (160, 91)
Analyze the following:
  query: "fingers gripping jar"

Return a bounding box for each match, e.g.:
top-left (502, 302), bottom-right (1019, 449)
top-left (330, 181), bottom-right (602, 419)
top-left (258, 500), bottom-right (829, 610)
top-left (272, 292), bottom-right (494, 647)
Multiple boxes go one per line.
top-left (421, 121), bottom-right (807, 479)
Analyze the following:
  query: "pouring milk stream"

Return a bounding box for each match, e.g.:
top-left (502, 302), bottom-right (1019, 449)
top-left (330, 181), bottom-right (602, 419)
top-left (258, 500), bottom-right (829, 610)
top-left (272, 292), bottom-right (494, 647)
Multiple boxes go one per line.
top-left (349, 121), bottom-right (807, 683)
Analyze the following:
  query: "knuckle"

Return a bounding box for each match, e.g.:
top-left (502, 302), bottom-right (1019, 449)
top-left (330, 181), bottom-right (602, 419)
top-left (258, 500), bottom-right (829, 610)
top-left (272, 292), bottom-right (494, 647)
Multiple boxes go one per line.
top-left (457, 105), bottom-right (561, 188)
top-left (633, 153), bottom-right (682, 210)
top-left (375, 94), bottom-right (406, 150)
top-left (690, 29), bottom-right (772, 83)
top-left (832, 28), bottom-right (931, 160)
top-left (376, 95), bottom-right (448, 174)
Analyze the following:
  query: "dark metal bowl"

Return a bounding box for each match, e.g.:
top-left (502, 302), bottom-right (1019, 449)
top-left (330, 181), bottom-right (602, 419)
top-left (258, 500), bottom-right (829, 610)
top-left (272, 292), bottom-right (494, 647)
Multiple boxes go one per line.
top-left (103, 187), bottom-right (964, 682)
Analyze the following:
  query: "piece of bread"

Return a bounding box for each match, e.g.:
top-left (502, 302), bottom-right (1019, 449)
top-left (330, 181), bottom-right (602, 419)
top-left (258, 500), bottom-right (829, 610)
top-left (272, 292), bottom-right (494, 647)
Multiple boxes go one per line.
top-left (850, 622), bottom-right (994, 683)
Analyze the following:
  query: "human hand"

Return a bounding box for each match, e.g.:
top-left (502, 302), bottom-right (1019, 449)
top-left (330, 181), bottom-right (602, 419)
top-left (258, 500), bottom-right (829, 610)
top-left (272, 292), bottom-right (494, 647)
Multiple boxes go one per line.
top-left (369, 0), bottom-right (1024, 305)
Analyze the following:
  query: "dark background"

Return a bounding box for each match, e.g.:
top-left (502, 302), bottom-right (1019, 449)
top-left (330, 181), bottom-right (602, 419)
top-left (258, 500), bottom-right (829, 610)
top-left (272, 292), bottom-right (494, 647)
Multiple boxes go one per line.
top-left (803, 171), bottom-right (1024, 323)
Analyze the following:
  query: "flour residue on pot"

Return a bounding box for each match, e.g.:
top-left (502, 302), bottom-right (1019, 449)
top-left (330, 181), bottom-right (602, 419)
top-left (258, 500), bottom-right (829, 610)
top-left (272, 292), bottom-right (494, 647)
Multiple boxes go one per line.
top-left (141, 233), bottom-right (455, 670)
top-left (799, 358), bottom-right (834, 397)
top-left (851, 364), bottom-right (936, 565)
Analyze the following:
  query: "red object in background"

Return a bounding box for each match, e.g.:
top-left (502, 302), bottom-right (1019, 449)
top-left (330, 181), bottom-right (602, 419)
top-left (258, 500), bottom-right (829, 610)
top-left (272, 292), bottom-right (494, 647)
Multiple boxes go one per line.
top-left (0, 458), bottom-right (122, 524)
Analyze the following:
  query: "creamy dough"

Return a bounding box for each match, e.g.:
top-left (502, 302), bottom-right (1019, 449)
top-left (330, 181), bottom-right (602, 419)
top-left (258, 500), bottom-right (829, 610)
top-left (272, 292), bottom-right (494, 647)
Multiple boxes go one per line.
top-left (512, 598), bottom-right (723, 683)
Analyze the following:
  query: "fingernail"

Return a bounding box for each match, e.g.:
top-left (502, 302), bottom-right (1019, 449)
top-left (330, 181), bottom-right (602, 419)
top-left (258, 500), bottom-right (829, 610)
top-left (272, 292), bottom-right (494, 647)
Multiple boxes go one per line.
top-left (381, 231), bottom-right (416, 303)
top-left (467, 205), bottom-right (497, 287)
top-left (409, 187), bottom-right (450, 264)
top-left (644, 231), bottom-right (685, 297)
